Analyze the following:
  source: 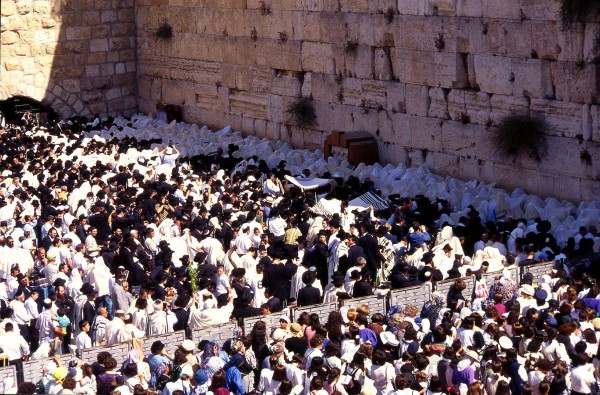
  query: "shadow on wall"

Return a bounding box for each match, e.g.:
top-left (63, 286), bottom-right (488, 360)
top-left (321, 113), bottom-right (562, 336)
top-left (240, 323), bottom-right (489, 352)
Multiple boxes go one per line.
top-left (0, 0), bottom-right (138, 119)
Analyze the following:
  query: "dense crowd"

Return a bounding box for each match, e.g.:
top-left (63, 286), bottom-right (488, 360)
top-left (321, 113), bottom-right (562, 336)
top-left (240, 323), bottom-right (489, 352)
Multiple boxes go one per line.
top-left (0, 113), bottom-right (598, 395)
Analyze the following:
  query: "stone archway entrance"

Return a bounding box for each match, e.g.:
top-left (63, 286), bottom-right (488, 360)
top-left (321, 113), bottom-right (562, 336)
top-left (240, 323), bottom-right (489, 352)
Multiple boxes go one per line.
top-left (0, 96), bottom-right (60, 124)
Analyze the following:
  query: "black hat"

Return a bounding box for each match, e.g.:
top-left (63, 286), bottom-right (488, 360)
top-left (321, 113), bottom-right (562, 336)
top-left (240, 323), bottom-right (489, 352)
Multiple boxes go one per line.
top-left (231, 268), bottom-right (246, 278)
top-left (80, 283), bottom-right (95, 296)
top-left (331, 273), bottom-right (345, 286)
top-left (421, 251), bottom-right (434, 263)
top-left (179, 255), bottom-right (190, 263)
top-left (158, 240), bottom-right (170, 249)
top-left (194, 252), bottom-right (207, 264)
top-left (53, 278), bottom-right (66, 288)
top-left (0, 221), bottom-right (7, 227)
top-left (302, 270), bottom-right (316, 285)
top-left (16, 273), bottom-right (26, 282)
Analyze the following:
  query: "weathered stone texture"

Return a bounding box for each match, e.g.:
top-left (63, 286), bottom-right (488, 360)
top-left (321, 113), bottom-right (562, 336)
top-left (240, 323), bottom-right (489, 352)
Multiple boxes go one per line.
top-left (0, 0), bottom-right (137, 117)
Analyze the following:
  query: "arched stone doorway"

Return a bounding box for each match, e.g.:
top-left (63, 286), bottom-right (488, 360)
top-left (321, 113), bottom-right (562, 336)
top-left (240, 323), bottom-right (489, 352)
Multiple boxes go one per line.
top-left (0, 96), bottom-right (60, 124)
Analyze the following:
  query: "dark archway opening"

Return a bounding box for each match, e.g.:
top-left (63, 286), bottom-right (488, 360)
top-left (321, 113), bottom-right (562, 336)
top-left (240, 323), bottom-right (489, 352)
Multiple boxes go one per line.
top-left (0, 96), bottom-right (60, 125)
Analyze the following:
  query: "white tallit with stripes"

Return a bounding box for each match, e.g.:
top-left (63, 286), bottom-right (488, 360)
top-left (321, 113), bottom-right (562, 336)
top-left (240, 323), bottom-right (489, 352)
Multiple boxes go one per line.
top-left (348, 192), bottom-right (389, 212)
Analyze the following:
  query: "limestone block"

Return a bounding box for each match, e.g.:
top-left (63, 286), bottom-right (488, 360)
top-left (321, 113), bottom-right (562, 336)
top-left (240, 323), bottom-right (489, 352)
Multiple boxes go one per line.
top-left (447, 89), bottom-right (466, 120)
top-left (41, 17), bottom-right (56, 28)
top-left (92, 25), bottom-right (109, 38)
top-left (530, 98), bottom-right (583, 138)
top-left (271, 72), bottom-right (299, 97)
top-left (292, 11), bottom-right (321, 43)
top-left (440, 120), bottom-right (489, 158)
top-left (464, 91), bottom-right (492, 125)
top-left (308, 73), bottom-right (337, 104)
top-left (428, 87), bottom-right (449, 119)
top-left (386, 81), bottom-right (406, 113)
top-left (397, 0), bottom-right (433, 15)
top-left (16, 0), bottom-right (33, 15)
top-left (482, 0), bottom-right (521, 19)
top-left (3, 58), bottom-right (21, 71)
top-left (584, 23), bottom-right (600, 62)
top-left (557, 28), bottom-right (584, 62)
top-left (405, 84), bottom-right (430, 116)
top-left (82, 11), bottom-right (100, 25)
top-left (318, 12), bottom-right (346, 45)
top-left (361, 81), bottom-right (387, 109)
top-left (511, 59), bottom-right (553, 99)
top-left (265, 121), bottom-right (282, 141)
top-left (502, 20), bottom-right (533, 59)
top-left (340, 77), bottom-right (363, 107)
top-left (435, 52), bottom-right (468, 88)
top-left (410, 115), bottom-right (443, 151)
top-left (101, 10), bottom-right (117, 23)
top-left (431, 0), bottom-right (456, 15)
top-left (229, 90), bottom-right (268, 119)
top-left (90, 38), bottom-right (109, 52)
top-left (350, 106), bottom-right (379, 133)
top-left (393, 48), bottom-right (435, 86)
top-left (401, 16), bottom-right (440, 52)
top-left (382, 143), bottom-right (410, 165)
top-left (343, 45), bottom-right (374, 79)
top-left (531, 21), bottom-right (560, 61)
top-left (539, 135), bottom-right (586, 176)
top-left (589, 105), bottom-right (600, 143)
top-left (1, 31), bottom-right (18, 45)
top-left (311, 100), bottom-right (332, 132)
top-left (377, 111), bottom-right (394, 142)
top-left (455, 0), bottom-right (483, 17)
top-left (254, 40), bottom-right (302, 71)
top-left (374, 48), bottom-right (393, 80)
top-left (554, 62), bottom-right (599, 104)
top-left (65, 27), bottom-right (91, 41)
top-left (473, 54), bottom-right (513, 95)
top-left (115, 63), bottom-right (126, 75)
top-left (101, 63), bottom-right (114, 76)
top-left (582, 104), bottom-right (592, 141)
top-left (489, 94), bottom-right (530, 124)
top-left (519, 0), bottom-right (559, 21)
top-left (1, 2), bottom-right (17, 16)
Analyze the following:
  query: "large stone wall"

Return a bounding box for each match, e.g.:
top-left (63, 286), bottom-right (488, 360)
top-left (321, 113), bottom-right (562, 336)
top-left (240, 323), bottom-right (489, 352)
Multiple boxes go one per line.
top-left (0, 0), bottom-right (137, 117)
top-left (136, 0), bottom-right (600, 202)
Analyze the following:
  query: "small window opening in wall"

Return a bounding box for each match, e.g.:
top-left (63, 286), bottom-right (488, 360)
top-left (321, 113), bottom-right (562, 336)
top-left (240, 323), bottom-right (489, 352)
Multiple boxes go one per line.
top-left (0, 96), bottom-right (59, 125)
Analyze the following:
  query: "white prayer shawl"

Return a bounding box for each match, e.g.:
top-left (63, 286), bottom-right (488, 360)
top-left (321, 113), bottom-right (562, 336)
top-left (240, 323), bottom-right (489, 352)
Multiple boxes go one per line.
top-left (132, 309), bottom-right (150, 334)
top-left (0, 202), bottom-right (16, 221)
top-left (327, 240), bottom-right (348, 284)
top-left (323, 284), bottom-right (345, 303)
top-left (148, 311), bottom-right (176, 335)
top-left (105, 317), bottom-right (125, 345)
top-left (378, 236), bottom-right (395, 279)
top-left (290, 265), bottom-right (306, 300)
top-left (71, 295), bottom-right (88, 337)
top-left (88, 257), bottom-right (113, 296)
top-left (306, 216), bottom-right (324, 249)
top-left (188, 303), bottom-right (234, 330)
top-left (116, 323), bottom-right (144, 343)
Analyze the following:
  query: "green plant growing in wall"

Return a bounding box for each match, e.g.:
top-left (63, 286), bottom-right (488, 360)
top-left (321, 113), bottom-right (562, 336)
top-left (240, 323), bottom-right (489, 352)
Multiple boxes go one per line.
top-left (278, 31), bottom-right (288, 43)
top-left (384, 7), bottom-right (395, 24)
top-left (434, 33), bottom-right (445, 51)
top-left (259, 1), bottom-right (271, 16)
top-left (285, 96), bottom-right (318, 128)
top-left (580, 148), bottom-right (592, 165)
top-left (344, 39), bottom-right (359, 55)
top-left (493, 114), bottom-right (548, 162)
top-left (153, 21), bottom-right (173, 42)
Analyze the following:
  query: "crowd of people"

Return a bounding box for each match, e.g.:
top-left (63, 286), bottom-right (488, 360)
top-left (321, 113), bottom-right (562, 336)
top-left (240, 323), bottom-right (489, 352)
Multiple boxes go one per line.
top-left (0, 113), bottom-right (598, 395)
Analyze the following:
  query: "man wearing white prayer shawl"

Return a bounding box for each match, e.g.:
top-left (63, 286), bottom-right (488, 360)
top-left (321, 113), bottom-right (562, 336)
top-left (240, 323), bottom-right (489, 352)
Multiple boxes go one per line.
top-left (105, 311), bottom-right (125, 345)
top-left (187, 293), bottom-right (234, 330)
top-left (115, 313), bottom-right (145, 343)
top-left (327, 236), bottom-right (348, 284)
top-left (148, 299), bottom-right (176, 335)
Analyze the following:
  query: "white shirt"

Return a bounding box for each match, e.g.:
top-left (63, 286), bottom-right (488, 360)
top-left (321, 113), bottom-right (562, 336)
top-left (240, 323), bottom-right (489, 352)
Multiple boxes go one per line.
top-left (571, 363), bottom-right (596, 393)
top-left (268, 217), bottom-right (287, 237)
top-left (0, 330), bottom-right (29, 360)
top-left (24, 298), bottom-right (40, 319)
top-left (9, 299), bottom-right (31, 325)
top-left (76, 331), bottom-right (92, 356)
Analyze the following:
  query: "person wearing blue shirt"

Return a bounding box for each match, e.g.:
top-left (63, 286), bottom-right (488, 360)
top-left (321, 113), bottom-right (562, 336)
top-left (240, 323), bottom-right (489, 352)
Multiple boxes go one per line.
top-left (407, 222), bottom-right (431, 252)
top-left (226, 364), bottom-right (246, 394)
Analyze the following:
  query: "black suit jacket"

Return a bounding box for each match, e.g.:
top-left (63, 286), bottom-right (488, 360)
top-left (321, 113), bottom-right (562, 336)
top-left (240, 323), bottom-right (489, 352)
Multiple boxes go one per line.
top-left (357, 234), bottom-right (382, 273)
top-left (352, 280), bottom-right (373, 297)
top-left (172, 308), bottom-right (190, 331)
top-left (297, 286), bottom-right (321, 307)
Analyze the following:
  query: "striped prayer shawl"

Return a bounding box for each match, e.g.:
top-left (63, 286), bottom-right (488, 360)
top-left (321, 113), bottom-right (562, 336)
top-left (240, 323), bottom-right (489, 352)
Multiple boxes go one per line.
top-left (349, 192), bottom-right (389, 212)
